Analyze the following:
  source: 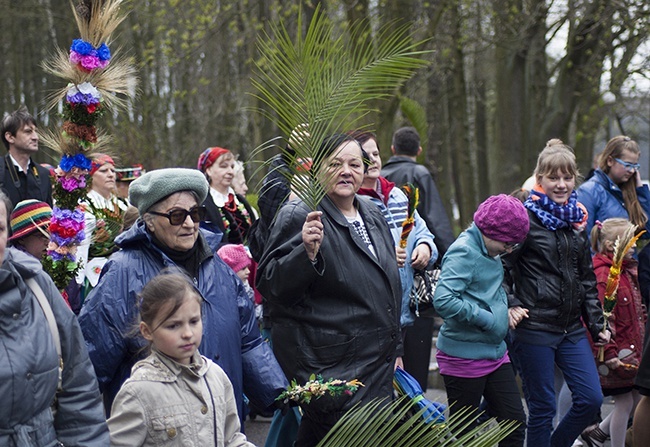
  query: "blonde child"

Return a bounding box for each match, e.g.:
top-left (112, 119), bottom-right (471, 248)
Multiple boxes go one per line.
top-left (582, 218), bottom-right (647, 447)
top-left (502, 139), bottom-right (610, 446)
top-left (107, 272), bottom-right (255, 447)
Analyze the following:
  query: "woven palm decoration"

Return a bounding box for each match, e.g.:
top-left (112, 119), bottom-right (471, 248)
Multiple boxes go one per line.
top-left (399, 184), bottom-right (419, 248)
top-left (598, 225), bottom-right (645, 360)
top-left (40, 0), bottom-right (136, 293)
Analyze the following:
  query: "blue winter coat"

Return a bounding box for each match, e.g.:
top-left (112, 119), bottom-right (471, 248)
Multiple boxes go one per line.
top-left (0, 248), bottom-right (108, 446)
top-left (577, 168), bottom-right (650, 237)
top-left (78, 221), bottom-right (288, 425)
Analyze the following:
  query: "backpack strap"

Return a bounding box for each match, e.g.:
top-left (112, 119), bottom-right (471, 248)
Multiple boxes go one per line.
top-left (26, 277), bottom-right (63, 392)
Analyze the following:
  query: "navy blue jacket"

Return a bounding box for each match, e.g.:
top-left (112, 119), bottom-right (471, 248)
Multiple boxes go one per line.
top-left (79, 221), bottom-right (288, 424)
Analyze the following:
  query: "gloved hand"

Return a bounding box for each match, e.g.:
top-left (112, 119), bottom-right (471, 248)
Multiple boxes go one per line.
top-left (274, 396), bottom-right (299, 416)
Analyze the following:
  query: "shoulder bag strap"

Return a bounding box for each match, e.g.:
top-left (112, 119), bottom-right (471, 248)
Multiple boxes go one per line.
top-left (26, 277), bottom-right (63, 391)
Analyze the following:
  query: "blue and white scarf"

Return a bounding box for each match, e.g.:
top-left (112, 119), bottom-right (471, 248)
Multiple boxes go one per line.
top-left (524, 189), bottom-right (585, 231)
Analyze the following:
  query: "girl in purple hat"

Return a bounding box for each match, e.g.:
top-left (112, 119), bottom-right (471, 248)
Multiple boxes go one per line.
top-left (433, 193), bottom-right (529, 446)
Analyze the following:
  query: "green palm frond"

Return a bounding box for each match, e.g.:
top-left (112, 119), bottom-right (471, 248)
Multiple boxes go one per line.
top-left (399, 96), bottom-right (428, 148)
top-left (316, 396), bottom-right (519, 447)
top-left (251, 5), bottom-right (430, 210)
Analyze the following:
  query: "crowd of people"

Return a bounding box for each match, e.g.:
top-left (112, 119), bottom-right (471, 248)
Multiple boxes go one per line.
top-left (2, 103), bottom-right (650, 447)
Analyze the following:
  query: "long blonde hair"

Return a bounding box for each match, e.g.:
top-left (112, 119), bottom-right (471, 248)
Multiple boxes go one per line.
top-left (598, 135), bottom-right (647, 230)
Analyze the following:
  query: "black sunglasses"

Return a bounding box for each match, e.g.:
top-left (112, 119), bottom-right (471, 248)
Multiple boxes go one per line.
top-left (149, 206), bottom-right (207, 226)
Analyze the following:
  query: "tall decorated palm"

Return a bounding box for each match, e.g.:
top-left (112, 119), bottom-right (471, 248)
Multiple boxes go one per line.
top-left (253, 6), bottom-right (517, 445)
top-left (39, 0), bottom-right (136, 294)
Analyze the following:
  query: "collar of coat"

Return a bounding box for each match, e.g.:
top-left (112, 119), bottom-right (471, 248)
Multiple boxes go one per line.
top-left (131, 349), bottom-right (209, 382)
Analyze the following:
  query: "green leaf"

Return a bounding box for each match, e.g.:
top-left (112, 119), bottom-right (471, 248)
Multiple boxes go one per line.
top-left (250, 5), bottom-right (431, 210)
top-left (316, 396), bottom-right (519, 447)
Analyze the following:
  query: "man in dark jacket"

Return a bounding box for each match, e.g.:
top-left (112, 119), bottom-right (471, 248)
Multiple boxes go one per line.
top-left (0, 106), bottom-right (52, 207)
top-left (381, 126), bottom-right (455, 391)
top-left (381, 126), bottom-right (454, 256)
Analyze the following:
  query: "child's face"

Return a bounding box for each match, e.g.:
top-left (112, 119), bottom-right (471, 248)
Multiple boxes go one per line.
top-left (482, 235), bottom-right (518, 257)
top-left (140, 293), bottom-right (203, 365)
top-left (539, 169), bottom-right (575, 204)
top-left (605, 233), bottom-right (636, 259)
top-left (236, 266), bottom-right (250, 283)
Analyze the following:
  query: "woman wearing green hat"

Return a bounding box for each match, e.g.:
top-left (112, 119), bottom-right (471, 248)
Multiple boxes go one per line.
top-left (78, 167), bottom-right (288, 424)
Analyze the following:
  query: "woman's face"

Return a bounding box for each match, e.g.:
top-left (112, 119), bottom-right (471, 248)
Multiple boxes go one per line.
top-left (232, 170), bottom-right (248, 195)
top-left (92, 163), bottom-right (116, 198)
top-left (606, 149), bottom-right (639, 185)
top-left (0, 203), bottom-right (7, 264)
top-left (361, 138), bottom-right (381, 187)
top-left (146, 192), bottom-right (200, 252)
top-left (539, 169), bottom-right (575, 204)
top-left (206, 155), bottom-right (235, 193)
top-left (321, 140), bottom-right (365, 202)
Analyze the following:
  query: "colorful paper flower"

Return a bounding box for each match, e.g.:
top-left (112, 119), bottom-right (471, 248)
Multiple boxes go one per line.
top-left (66, 82), bottom-right (102, 105)
top-left (60, 154), bottom-right (92, 172)
top-left (69, 39), bottom-right (111, 72)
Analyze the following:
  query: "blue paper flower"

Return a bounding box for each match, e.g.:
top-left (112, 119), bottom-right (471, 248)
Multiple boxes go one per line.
top-left (60, 154), bottom-right (92, 172)
top-left (96, 43), bottom-right (111, 61)
top-left (70, 39), bottom-right (94, 56)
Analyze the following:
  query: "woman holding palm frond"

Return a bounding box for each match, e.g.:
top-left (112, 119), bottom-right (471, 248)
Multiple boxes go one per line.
top-left (256, 134), bottom-right (402, 447)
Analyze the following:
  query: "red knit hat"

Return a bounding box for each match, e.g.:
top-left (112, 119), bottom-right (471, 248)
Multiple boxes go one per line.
top-left (474, 194), bottom-right (529, 243)
top-left (197, 147), bottom-right (231, 172)
top-left (217, 244), bottom-right (251, 273)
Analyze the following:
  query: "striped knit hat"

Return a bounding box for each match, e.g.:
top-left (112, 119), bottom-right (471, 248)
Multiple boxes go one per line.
top-left (9, 200), bottom-right (52, 241)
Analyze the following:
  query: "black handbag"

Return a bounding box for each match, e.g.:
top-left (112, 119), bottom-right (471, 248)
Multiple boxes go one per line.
top-left (408, 268), bottom-right (440, 318)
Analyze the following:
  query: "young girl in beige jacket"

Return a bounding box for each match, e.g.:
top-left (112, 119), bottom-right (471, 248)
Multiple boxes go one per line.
top-left (108, 272), bottom-right (255, 447)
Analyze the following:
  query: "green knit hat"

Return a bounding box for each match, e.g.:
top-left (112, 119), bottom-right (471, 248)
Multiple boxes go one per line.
top-left (128, 168), bottom-right (209, 214)
top-left (9, 200), bottom-right (52, 241)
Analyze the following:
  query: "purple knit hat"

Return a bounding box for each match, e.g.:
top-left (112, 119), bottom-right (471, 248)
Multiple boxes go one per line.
top-left (474, 194), bottom-right (529, 243)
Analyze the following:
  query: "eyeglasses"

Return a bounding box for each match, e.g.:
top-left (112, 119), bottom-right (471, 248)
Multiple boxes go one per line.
top-left (614, 158), bottom-right (641, 172)
top-left (504, 242), bottom-right (520, 250)
top-left (149, 206), bottom-right (207, 225)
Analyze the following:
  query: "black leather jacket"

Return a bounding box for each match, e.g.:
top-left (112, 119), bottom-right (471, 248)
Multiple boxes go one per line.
top-left (503, 210), bottom-right (604, 341)
top-left (257, 195), bottom-right (402, 420)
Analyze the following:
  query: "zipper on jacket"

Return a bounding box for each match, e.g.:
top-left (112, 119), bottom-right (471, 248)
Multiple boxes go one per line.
top-left (560, 231), bottom-right (572, 332)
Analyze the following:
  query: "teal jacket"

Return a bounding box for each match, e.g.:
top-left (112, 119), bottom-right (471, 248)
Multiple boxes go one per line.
top-left (433, 224), bottom-right (509, 360)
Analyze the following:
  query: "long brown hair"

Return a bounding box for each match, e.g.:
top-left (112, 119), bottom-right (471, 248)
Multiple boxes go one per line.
top-left (598, 136), bottom-right (647, 229)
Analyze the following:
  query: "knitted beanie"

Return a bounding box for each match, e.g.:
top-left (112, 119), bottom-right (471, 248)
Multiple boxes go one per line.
top-left (197, 147), bottom-right (231, 172)
top-left (474, 194), bottom-right (529, 243)
top-left (9, 200), bottom-right (52, 241)
top-left (129, 168), bottom-right (209, 214)
top-left (217, 244), bottom-right (251, 273)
